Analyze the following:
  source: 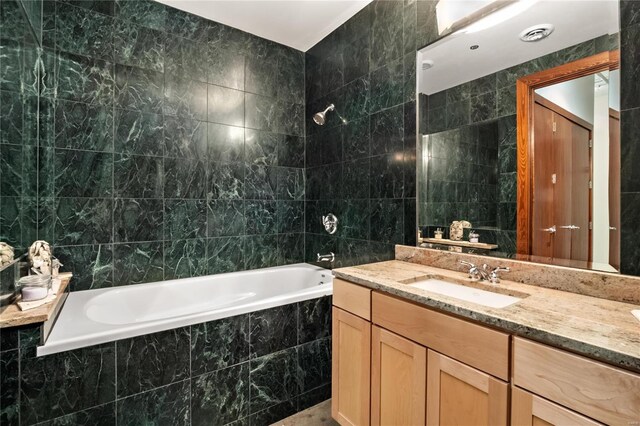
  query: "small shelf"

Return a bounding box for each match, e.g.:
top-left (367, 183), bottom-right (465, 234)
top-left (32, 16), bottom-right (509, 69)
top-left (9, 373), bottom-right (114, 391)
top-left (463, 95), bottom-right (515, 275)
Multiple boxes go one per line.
top-left (0, 276), bottom-right (71, 328)
top-left (421, 238), bottom-right (499, 250)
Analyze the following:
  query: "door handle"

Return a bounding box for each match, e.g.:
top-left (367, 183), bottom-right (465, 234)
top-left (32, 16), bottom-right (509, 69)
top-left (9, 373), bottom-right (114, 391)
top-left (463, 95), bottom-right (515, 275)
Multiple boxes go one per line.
top-left (609, 226), bottom-right (617, 231)
top-left (559, 225), bottom-right (580, 230)
top-left (542, 226), bottom-right (556, 233)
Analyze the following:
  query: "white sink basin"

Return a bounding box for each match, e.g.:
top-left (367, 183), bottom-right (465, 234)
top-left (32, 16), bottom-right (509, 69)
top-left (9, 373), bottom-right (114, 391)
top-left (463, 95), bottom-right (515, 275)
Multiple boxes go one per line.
top-left (409, 279), bottom-right (522, 308)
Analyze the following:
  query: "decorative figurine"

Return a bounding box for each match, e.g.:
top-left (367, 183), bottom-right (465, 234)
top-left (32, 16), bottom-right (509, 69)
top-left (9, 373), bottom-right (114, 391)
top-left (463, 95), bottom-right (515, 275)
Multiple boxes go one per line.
top-left (28, 240), bottom-right (53, 275)
top-left (0, 242), bottom-right (14, 267)
top-left (449, 220), bottom-right (472, 241)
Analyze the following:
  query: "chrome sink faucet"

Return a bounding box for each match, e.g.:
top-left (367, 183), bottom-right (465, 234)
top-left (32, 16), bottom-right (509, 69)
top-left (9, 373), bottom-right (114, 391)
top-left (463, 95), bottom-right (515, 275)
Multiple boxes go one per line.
top-left (460, 261), bottom-right (510, 283)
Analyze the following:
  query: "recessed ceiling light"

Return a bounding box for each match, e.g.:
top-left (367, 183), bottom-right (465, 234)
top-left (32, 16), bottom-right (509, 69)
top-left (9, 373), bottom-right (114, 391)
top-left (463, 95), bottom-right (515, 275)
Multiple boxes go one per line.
top-left (519, 24), bottom-right (555, 42)
top-left (470, 45), bottom-right (479, 50)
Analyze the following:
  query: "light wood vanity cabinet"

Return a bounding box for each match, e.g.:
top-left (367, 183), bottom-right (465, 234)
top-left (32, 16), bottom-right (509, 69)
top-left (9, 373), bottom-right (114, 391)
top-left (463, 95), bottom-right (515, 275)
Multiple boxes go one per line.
top-left (371, 326), bottom-right (426, 426)
top-left (331, 279), bottom-right (640, 426)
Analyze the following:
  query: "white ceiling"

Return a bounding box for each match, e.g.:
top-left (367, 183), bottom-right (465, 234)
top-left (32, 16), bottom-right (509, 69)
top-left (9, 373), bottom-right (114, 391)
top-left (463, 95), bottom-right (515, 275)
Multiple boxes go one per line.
top-left (418, 0), bottom-right (620, 95)
top-left (156, 0), bottom-right (372, 51)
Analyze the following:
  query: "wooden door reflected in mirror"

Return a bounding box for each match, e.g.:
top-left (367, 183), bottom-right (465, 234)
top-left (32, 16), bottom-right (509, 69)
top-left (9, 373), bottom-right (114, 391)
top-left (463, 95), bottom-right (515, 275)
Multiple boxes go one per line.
top-left (517, 51), bottom-right (620, 272)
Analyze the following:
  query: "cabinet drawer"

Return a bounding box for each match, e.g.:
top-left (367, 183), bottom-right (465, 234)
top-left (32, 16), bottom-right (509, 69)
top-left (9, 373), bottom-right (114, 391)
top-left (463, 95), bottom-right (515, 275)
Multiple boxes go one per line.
top-left (513, 337), bottom-right (640, 425)
top-left (372, 291), bottom-right (510, 380)
top-left (333, 279), bottom-right (371, 320)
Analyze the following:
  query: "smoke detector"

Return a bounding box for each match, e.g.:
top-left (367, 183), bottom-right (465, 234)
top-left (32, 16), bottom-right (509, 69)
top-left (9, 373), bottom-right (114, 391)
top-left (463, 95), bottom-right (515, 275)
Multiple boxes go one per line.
top-left (519, 24), bottom-right (554, 42)
top-left (422, 60), bottom-right (435, 70)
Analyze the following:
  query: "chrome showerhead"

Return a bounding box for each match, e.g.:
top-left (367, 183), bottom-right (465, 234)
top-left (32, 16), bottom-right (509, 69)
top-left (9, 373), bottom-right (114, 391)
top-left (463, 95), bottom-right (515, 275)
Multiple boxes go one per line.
top-left (313, 104), bottom-right (335, 126)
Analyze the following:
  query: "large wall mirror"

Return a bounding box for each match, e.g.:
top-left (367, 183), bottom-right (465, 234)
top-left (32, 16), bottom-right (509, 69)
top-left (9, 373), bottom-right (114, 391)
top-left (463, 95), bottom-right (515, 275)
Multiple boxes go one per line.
top-left (416, 0), bottom-right (626, 274)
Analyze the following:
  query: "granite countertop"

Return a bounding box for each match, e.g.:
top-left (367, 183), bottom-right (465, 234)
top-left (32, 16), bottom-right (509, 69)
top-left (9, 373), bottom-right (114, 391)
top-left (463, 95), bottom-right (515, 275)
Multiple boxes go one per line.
top-left (333, 260), bottom-right (640, 373)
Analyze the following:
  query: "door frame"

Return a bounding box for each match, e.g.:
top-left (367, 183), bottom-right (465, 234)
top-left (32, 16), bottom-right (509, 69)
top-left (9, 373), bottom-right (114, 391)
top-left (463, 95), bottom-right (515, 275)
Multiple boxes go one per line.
top-left (515, 50), bottom-right (619, 256)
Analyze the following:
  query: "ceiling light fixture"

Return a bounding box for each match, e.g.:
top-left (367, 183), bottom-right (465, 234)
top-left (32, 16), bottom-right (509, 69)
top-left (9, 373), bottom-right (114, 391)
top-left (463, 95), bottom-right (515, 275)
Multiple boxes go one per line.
top-left (463, 0), bottom-right (538, 34)
top-left (519, 24), bottom-right (555, 42)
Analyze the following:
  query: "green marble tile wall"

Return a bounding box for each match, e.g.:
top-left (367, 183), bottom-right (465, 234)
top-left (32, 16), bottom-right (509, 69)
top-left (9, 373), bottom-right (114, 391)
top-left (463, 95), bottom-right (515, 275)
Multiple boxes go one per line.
top-left (0, 296), bottom-right (332, 425)
top-left (33, 0), bottom-right (305, 291)
top-left (304, 0), bottom-right (440, 267)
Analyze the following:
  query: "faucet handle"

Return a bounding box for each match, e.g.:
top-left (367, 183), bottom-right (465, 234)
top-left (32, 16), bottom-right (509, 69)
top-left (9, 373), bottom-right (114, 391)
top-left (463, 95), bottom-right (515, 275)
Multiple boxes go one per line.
top-left (459, 260), bottom-right (481, 281)
top-left (489, 266), bottom-right (510, 283)
top-left (459, 260), bottom-right (476, 268)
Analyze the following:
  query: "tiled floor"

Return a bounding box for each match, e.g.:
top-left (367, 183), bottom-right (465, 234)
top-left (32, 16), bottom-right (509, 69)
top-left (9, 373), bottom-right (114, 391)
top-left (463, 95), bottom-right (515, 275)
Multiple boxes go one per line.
top-left (271, 400), bottom-right (338, 426)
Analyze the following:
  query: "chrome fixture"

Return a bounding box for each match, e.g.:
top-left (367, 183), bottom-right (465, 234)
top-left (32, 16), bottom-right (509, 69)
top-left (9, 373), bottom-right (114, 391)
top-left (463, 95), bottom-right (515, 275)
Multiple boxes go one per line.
top-left (313, 104), bottom-right (335, 125)
top-left (317, 252), bottom-right (335, 263)
top-left (460, 261), bottom-right (510, 283)
top-left (322, 213), bottom-right (338, 235)
top-left (559, 225), bottom-right (581, 230)
top-left (542, 225), bottom-right (556, 234)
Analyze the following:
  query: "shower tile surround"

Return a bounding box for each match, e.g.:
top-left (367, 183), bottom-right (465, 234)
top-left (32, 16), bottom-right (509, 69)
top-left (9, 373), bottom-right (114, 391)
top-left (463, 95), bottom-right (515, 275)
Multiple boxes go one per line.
top-left (0, 296), bottom-right (332, 425)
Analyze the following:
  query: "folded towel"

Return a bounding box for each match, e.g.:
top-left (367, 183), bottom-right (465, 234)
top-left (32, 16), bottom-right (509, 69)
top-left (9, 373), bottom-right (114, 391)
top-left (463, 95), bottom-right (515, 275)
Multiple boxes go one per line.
top-left (17, 278), bottom-right (62, 311)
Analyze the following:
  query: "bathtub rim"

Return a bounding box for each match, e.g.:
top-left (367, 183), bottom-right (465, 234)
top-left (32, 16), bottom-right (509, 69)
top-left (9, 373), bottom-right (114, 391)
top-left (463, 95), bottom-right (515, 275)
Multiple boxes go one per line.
top-left (37, 263), bottom-right (333, 357)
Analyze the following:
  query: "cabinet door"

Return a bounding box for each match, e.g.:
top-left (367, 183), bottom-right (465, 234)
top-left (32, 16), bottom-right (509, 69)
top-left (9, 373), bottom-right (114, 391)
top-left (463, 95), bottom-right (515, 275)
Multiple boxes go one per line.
top-left (371, 326), bottom-right (426, 426)
top-left (427, 350), bottom-right (508, 426)
top-left (332, 307), bottom-right (371, 426)
top-left (511, 386), bottom-right (603, 426)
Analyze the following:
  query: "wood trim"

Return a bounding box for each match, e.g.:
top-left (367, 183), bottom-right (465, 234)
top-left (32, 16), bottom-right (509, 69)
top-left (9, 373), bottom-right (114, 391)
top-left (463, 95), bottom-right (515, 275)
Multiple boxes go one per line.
top-left (372, 291), bottom-right (510, 380)
top-left (333, 278), bottom-right (371, 320)
top-left (427, 350), bottom-right (509, 426)
top-left (371, 326), bottom-right (426, 426)
top-left (609, 108), bottom-right (620, 120)
top-left (513, 337), bottom-right (640, 425)
top-left (332, 307), bottom-right (371, 426)
top-left (516, 50), bottom-right (619, 256)
top-left (511, 386), bottom-right (603, 426)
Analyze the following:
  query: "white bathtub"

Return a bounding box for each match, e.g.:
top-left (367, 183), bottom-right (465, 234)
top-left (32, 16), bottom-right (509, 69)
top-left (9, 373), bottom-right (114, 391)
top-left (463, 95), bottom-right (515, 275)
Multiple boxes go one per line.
top-left (38, 263), bottom-right (333, 356)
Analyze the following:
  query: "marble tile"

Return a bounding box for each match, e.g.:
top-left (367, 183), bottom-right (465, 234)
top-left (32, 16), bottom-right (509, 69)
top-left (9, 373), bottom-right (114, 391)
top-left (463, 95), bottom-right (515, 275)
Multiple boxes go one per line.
top-left (116, 327), bottom-right (190, 397)
top-left (370, 154), bottom-right (404, 199)
top-left (278, 233), bottom-right (304, 265)
top-left (250, 304), bottom-right (298, 358)
top-left (115, 0), bottom-right (166, 31)
top-left (163, 73), bottom-right (208, 120)
top-left (208, 84), bottom-right (244, 127)
top-left (191, 363), bottom-right (250, 426)
top-left (114, 19), bottom-right (164, 72)
top-left (164, 238), bottom-right (208, 280)
top-left (207, 200), bottom-right (245, 237)
top-left (244, 234), bottom-right (278, 270)
top-left (621, 108), bottom-right (640, 192)
top-left (244, 93), bottom-right (278, 133)
top-left (115, 63), bottom-right (163, 114)
top-left (55, 2), bottom-right (114, 61)
top-left (113, 109), bottom-right (163, 156)
top-left (278, 135), bottom-right (304, 168)
top-left (343, 117), bottom-right (371, 161)
top-left (341, 76), bottom-right (371, 121)
top-left (164, 157), bottom-right (207, 199)
top-left (208, 46), bottom-right (245, 91)
top-left (116, 380), bottom-right (190, 426)
top-left (245, 56), bottom-right (278, 98)
top-left (276, 201), bottom-right (304, 234)
top-left (165, 36), bottom-right (208, 83)
top-left (306, 126), bottom-right (342, 167)
top-left (245, 129), bottom-right (278, 166)
top-left (207, 162), bottom-right (245, 200)
top-left (113, 241), bottom-right (163, 286)
top-left (165, 199), bottom-right (207, 240)
top-left (0, 349), bottom-right (19, 425)
top-left (298, 296), bottom-right (332, 345)
top-left (20, 344), bottom-right (115, 425)
top-left (295, 388), bottom-right (333, 418)
top-left (113, 198), bottom-right (163, 242)
top-left (207, 236), bottom-right (245, 274)
top-left (54, 197), bottom-right (113, 245)
top-left (54, 149), bottom-right (113, 198)
top-left (276, 168), bottom-right (304, 201)
top-left (113, 153), bottom-right (163, 198)
top-left (165, 7), bottom-right (209, 43)
top-left (0, 144), bottom-right (38, 198)
top-left (58, 0), bottom-right (115, 16)
top-left (620, 192), bottom-right (640, 276)
top-left (471, 91), bottom-right (497, 123)
top-left (370, 58), bottom-right (404, 114)
top-left (54, 99), bottom-right (114, 152)
top-left (245, 200), bottom-right (277, 235)
top-left (209, 123), bottom-right (245, 164)
top-left (341, 199), bottom-right (370, 240)
top-left (249, 348), bottom-right (299, 413)
top-left (55, 244), bottom-right (113, 291)
top-left (245, 165), bottom-right (278, 200)
top-left (621, 0), bottom-right (640, 30)
top-left (370, 199), bottom-right (404, 244)
top-left (305, 164), bottom-right (342, 201)
top-left (298, 338), bottom-right (331, 394)
top-left (56, 51), bottom-right (114, 107)
top-left (33, 402), bottom-right (115, 426)
top-left (191, 314), bottom-right (250, 376)
top-left (163, 116), bottom-right (207, 159)
top-left (370, 104), bottom-right (404, 155)
top-left (370, 0), bottom-right (403, 70)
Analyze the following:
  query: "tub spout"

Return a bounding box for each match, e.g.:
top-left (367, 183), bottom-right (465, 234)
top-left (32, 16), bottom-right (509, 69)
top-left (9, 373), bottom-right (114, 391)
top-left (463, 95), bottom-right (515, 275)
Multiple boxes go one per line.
top-left (317, 252), bottom-right (335, 263)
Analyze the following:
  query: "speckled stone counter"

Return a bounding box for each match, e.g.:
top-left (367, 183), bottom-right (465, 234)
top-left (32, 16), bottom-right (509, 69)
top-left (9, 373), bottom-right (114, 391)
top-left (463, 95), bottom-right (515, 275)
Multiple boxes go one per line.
top-left (333, 260), bottom-right (640, 373)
